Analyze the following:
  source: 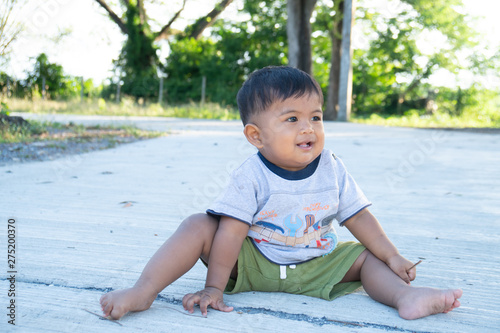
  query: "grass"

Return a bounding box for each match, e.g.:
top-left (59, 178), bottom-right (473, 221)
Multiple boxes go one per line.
top-left (0, 119), bottom-right (46, 143)
top-left (0, 119), bottom-right (164, 144)
top-left (5, 96), bottom-right (500, 130)
top-left (351, 108), bottom-right (500, 129)
top-left (352, 92), bottom-right (500, 129)
top-left (8, 97), bottom-right (240, 120)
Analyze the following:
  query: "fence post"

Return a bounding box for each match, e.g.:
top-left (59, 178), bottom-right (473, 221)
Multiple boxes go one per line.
top-left (116, 81), bottom-right (121, 103)
top-left (6, 77), bottom-right (11, 98)
top-left (201, 76), bottom-right (206, 106)
top-left (159, 77), bottom-right (163, 104)
top-left (42, 76), bottom-right (46, 100)
top-left (80, 77), bottom-right (84, 102)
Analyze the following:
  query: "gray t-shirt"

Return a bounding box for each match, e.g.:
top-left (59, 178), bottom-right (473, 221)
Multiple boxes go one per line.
top-left (207, 149), bottom-right (371, 265)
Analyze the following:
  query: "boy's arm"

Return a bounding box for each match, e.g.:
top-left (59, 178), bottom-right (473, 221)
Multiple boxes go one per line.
top-left (183, 216), bottom-right (249, 316)
top-left (343, 208), bottom-right (416, 284)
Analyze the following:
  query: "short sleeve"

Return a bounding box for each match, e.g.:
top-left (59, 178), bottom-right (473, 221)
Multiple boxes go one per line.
top-left (334, 157), bottom-right (371, 225)
top-left (206, 171), bottom-right (257, 226)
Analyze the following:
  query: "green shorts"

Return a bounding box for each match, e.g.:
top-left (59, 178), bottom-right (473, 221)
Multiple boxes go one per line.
top-left (224, 238), bottom-right (366, 301)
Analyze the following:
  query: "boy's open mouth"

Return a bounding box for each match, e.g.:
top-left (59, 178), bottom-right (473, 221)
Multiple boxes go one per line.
top-left (297, 142), bottom-right (312, 148)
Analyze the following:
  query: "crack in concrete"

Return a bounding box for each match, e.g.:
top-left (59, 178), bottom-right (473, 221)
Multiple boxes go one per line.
top-left (156, 295), bottom-right (429, 332)
top-left (3, 279), bottom-right (431, 332)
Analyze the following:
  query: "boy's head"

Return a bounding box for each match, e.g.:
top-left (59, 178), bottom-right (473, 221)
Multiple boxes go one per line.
top-left (238, 66), bottom-right (325, 172)
top-left (237, 66), bottom-right (324, 125)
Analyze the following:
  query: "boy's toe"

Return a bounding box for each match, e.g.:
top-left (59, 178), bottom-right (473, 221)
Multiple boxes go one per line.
top-left (99, 294), bottom-right (108, 304)
top-left (101, 302), bottom-right (113, 317)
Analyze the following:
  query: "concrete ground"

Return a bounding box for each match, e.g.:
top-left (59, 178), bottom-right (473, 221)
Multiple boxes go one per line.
top-left (1, 114), bottom-right (499, 332)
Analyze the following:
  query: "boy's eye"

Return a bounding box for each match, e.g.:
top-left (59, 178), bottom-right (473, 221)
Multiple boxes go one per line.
top-left (312, 115), bottom-right (322, 121)
top-left (286, 116), bottom-right (298, 122)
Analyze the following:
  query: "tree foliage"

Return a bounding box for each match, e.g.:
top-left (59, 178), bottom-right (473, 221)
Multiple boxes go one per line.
top-left (95, 0), bottom-right (234, 102)
top-left (352, 0), bottom-right (480, 114)
top-left (164, 0), bottom-right (288, 105)
top-left (23, 53), bottom-right (86, 100)
top-left (96, 0), bottom-right (496, 115)
top-left (3, 0), bottom-right (495, 122)
top-left (0, 0), bottom-right (23, 60)
top-left (26, 53), bottom-right (66, 99)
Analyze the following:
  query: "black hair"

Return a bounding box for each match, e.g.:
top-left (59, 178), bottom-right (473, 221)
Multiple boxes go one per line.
top-left (236, 66), bottom-right (324, 125)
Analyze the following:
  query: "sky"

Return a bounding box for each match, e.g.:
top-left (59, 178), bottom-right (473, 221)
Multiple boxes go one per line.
top-left (5, 0), bottom-right (500, 88)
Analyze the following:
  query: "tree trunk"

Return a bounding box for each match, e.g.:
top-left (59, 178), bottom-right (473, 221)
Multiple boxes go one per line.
top-left (94, 0), bottom-right (129, 34)
top-left (155, 0), bottom-right (187, 41)
top-left (137, 0), bottom-right (146, 25)
top-left (94, 0), bottom-right (233, 100)
top-left (187, 0), bottom-right (234, 40)
top-left (324, 1), bottom-right (343, 121)
top-left (287, 0), bottom-right (317, 74)
top-left (338, 0), bottom-right (355, 122)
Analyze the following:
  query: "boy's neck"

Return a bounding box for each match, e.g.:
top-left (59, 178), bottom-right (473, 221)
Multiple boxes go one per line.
top-left (257, 151), bottom-right (322, 181)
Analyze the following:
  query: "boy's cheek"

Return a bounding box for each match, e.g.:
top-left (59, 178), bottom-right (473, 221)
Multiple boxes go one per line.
top-left (261, 127), bottom-right (282, 141)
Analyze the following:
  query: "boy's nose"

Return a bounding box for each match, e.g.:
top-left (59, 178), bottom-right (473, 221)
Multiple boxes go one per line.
top-left (300, 121), bottom-right (314, 134)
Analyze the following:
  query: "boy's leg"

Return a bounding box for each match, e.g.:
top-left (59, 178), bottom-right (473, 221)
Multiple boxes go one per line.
top-left (340, 250), bottom-right (462, 320)
top-left (100, 213), bottom-right (229, 319)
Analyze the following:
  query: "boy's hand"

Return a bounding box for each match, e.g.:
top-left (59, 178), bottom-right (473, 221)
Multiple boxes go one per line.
top-left (182, 287), bottom-right (233, 317)
top-left (343, 209), bottom-right (418, 284)
top-left (386, 254), bottom-right (417, 284)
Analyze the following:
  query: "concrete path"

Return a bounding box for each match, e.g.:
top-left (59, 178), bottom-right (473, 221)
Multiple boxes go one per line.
top-left (1, 114), bottom-right (499, 332)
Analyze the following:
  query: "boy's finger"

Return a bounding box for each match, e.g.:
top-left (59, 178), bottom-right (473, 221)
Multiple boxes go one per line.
top-left (182, 293), bottom-right (200, 313)
top-left (407, 268), bottom-right (417, 281)
top-left (200, 297), bottom-right (211, 317)
top-left (216, 299), bottom-right (234, 312)
top-left (101, 303), bottom-right (111, 317)
top-left (399, 270), bottom-right (410, 284)
top-left (406, 259), bottom-right (421, 282)
top-left (182, 293), bottom-right (192, 310)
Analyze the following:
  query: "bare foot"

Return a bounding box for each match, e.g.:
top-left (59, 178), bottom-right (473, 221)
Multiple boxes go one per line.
top-left (397, 287), bottom-right (463, 320)
top-left (100, 286), bottom-right (157, 320)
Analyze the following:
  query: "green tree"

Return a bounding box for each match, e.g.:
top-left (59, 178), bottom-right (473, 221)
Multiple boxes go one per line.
top-left (352, 0), bottom-right (479, 114)
top-left (25, 53), bottom-right (83, 100)
top-left (26, 53), bottom-right (65, 99)
top-left (164, 0), bottom-right (288, 105)
top-left (95, 0), bottom-right (234, 102)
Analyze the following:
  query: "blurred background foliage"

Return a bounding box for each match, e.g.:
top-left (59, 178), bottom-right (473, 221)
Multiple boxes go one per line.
top-left (1, 0), bottom-right (499, 127)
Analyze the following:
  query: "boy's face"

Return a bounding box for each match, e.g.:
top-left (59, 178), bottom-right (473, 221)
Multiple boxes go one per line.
top-left (245, 93), bottom-right (325, 171)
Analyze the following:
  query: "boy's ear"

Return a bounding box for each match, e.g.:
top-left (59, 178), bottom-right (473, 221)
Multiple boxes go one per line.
top-left (244, 123), bottom-right (263, 148)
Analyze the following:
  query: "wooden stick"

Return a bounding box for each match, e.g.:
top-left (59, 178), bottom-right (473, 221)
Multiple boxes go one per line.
top-left (82, 309), bottom-right (123, 326)
top-left (407, 260), bottom-right (422, 272)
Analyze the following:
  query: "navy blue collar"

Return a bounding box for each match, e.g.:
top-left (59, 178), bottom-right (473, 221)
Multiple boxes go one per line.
top-left (257, 152), bottom-right (321, 181)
